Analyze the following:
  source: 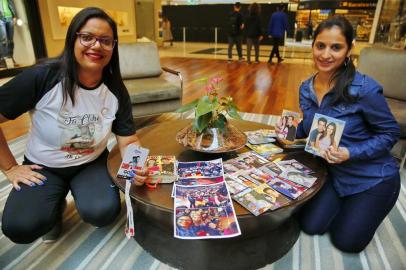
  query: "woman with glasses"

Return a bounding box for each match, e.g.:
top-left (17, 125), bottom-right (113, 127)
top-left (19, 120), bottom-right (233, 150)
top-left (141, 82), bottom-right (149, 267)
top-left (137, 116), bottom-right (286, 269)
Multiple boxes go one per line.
top-left (0, 7), bottom-right (148, 244)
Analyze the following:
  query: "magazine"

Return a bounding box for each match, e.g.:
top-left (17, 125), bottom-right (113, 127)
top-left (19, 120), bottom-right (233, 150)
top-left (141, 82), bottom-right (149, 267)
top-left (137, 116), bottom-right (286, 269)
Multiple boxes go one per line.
top-left (244, 129), bottom-right (276, 145)
top-left (246, 143), bottom-right (283, 157)
top-left (267, 175), bottom-right (307, 199)
top-left (277, 159), bottom-right (314, 175)
top-left (305, 113), bottom-right (346, 157)
top-left (275, 110), bottom-right (300, 142)
top-left (146, 155), bottom-right (177, 183)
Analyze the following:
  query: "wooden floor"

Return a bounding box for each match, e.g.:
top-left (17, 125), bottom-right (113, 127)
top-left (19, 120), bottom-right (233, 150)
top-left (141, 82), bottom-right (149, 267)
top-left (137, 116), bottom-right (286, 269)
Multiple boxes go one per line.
top-left (0, 57), bottom-right (315, 141)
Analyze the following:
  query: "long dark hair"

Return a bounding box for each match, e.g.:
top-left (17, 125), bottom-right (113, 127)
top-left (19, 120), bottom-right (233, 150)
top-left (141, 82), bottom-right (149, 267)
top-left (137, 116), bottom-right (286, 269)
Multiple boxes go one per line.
top-left (319, 122), bottom-right (336, 145)
top-left (312, 16), bottom-right (356, 104)
top-left (249, 3), bottom-right (260, 16)
top-left (47, 7), bottom-right (124, 106)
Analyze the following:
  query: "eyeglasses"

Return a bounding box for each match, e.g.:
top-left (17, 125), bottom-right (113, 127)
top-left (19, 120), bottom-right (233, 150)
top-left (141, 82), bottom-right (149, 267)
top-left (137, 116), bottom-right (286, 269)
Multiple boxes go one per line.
top-left (76, 32), bottom-right (116, 51)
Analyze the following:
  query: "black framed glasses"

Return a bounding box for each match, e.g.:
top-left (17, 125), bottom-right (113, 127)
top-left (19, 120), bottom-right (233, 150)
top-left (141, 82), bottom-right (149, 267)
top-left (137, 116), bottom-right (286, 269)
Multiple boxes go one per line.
top-left (76, 32), bottom-right (116, 51)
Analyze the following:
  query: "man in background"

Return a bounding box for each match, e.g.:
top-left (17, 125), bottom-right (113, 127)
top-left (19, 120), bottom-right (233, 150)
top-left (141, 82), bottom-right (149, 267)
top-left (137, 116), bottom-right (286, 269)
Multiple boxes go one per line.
top-left (227, 2), bottom-right (244, 62)
top-left (267, 4), bottom-right (288, 64)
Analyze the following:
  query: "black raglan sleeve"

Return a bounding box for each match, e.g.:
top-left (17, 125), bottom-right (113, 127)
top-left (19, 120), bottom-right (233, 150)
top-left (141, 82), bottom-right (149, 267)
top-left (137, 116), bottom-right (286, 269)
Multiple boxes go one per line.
top-left (0, 65), bottom-right (56, 120)
top-left (111, 84), bottom-right (136, 136)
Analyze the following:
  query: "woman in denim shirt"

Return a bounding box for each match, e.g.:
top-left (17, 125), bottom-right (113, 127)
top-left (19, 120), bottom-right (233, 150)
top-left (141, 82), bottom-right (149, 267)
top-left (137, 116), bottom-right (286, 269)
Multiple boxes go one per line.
top-left (297, 16), bottom-right (401, 253)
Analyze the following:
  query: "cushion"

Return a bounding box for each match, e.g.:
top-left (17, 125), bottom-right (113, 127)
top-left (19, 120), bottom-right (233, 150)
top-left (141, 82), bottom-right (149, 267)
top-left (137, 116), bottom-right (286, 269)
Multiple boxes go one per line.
top-left (124, 77), bottom-right (181, 104)
top-left (119, 42), bottom-right (162, 79)
top-left (358, 47), bottom-right (406, 101)
top-left (132, 99), bottom-right (182, 117)
top-left (386, 97), bottom-right (406, 138)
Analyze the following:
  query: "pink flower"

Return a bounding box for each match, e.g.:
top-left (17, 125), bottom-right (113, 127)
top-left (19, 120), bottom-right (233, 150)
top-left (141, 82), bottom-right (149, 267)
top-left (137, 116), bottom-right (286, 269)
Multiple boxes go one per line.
top-left (205, 85), bottom-right (214, 93)
top-left (210, 77), bottom-right (223, 84)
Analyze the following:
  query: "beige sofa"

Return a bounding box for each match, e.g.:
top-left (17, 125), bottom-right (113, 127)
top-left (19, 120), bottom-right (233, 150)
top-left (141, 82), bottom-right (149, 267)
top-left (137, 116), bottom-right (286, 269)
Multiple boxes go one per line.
top-left (358, 47), bottom-right (406, 169)
top-left (118, 42), bottom-right (183, 118)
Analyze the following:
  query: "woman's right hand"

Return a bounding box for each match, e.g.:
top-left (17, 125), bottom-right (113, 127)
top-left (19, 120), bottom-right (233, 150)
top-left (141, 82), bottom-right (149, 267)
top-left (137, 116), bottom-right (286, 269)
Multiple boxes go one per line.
top-left (4, 164), bottom-right (47, 191)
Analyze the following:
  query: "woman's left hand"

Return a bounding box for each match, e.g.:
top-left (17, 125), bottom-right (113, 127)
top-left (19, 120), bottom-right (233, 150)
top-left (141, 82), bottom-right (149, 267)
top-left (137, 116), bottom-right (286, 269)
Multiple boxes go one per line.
top-left (323, 146), bottom-right (350, 164)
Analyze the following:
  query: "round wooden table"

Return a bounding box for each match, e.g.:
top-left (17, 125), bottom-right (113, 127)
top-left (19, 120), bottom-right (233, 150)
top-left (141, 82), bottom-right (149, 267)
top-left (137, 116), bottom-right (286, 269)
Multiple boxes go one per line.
top-left (107, 119), bottom-right (326, 270)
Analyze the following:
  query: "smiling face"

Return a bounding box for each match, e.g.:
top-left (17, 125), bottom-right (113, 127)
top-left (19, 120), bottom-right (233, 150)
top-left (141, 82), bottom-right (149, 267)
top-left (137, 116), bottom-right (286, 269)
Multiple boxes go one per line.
top-left (74, 18), bottom-right (113, 77)
top-left (312, 26), bottom-right (351, 77)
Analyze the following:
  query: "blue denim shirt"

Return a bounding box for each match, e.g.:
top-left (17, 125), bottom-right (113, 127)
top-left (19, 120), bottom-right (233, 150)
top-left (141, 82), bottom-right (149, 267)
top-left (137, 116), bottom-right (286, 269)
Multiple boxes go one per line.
top-left (297, 71), bottom-right (400, 196)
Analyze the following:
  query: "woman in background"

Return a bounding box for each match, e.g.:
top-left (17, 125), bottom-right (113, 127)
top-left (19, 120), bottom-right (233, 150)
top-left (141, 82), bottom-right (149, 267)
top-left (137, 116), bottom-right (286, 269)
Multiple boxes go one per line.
top-left (162, 16), bottom-right (173, 46)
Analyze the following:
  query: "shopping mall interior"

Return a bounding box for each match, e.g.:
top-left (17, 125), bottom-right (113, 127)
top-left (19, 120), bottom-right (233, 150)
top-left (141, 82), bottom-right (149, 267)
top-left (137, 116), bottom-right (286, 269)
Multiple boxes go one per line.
top-left (0, 0), bottom-right (405, 269)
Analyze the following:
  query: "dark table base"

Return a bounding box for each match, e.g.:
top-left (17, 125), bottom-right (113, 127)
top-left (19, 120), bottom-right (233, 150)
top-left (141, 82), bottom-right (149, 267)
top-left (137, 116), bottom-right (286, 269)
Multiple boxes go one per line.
top-left (133, 211), bottom-right (300, 270)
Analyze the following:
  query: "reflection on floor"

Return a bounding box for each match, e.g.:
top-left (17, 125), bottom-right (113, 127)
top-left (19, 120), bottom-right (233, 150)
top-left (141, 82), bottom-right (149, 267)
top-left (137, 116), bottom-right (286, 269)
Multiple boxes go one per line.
top-left (158, 39), bottom-right (371, 65)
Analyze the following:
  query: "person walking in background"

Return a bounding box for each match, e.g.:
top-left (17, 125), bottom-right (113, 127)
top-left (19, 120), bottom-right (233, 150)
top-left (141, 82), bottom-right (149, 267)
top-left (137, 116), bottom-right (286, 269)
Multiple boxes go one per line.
top-left (245, 2), bottom-right (263, 64)
top-left (267, 4), bottom-right (288, 64)
top-left (162, 16), bottom-right (173, 46)
top-left (227, 2), bottom-right (244, 62)
top-left (0, 0), bottom-right (17, 67)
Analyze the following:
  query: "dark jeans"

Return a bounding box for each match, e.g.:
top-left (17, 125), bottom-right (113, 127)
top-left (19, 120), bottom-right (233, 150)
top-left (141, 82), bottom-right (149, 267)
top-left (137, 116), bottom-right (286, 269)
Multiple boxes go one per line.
top-left (269, 36), bottom-right (283, 61)
top-left (299, 173), bottom-right (400, 253)
top-left (246, 38), bottom-right (260, 63)
top-left (2, 150), bottom-right (121, 244)
top-left (228, 35), bottom-right (243, 59)
top-left (0, 17), bottom-right (14, 58)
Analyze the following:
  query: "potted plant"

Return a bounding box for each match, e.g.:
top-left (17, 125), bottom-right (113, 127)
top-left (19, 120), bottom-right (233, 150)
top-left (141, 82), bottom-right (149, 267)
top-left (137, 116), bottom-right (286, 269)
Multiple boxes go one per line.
top-left (175, 77), bottom-right (247, 152)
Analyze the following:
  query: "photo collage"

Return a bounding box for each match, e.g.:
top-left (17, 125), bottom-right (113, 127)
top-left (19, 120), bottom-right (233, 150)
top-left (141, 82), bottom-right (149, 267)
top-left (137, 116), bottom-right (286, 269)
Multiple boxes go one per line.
top-left (173, 159), bottom-right (241, 239)
top-left (223, 151), bottom-right (318, 216)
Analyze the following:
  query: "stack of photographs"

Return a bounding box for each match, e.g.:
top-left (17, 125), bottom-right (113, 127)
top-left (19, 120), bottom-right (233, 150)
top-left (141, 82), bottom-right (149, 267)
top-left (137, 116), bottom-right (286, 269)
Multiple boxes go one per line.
top-left (146, 155), bottom-right (177, 183)
top-left (173, 159), bottom-right (241, 239)
top-left (244, 129), bottom-right (282, 158)
top-left (223, 151), bottom-right (318, 216)
top-left (245, 129), bottom-right (277, 144)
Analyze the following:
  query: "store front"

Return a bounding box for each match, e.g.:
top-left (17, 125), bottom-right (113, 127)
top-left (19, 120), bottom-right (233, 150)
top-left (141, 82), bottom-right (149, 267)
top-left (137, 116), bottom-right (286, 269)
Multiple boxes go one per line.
top-left (0, 0), bottom-right (45, 78)
top-left (296, 0), bottom-right (377, 41)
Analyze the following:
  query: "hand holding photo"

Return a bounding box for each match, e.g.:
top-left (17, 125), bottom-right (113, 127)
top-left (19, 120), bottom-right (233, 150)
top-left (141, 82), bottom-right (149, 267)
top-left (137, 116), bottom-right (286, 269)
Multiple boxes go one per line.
top-left (305, 113), bottom-right (345, 158)
top-left (275, 110), bottom-right (300, 142)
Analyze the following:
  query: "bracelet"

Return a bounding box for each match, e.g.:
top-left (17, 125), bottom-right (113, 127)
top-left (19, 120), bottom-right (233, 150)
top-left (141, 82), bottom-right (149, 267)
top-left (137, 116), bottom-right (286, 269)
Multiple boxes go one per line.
top-left (2, 164), bottom-right (18, 173)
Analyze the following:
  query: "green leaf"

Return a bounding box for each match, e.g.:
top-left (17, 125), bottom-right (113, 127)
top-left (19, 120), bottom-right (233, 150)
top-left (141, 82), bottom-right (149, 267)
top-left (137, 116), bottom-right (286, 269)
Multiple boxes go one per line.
top-left (175, 99), bottom-right (199, 113)
top-left (228, 106), bottom-right (241, 119)
top-left (212, 114), bottom-right (227, 131)
top-left (196, 96), bottom-right (213, 117)
top-left (191, 77), bottom-right (208, 84)
top-left (195, 112), bottom-right (212, 133)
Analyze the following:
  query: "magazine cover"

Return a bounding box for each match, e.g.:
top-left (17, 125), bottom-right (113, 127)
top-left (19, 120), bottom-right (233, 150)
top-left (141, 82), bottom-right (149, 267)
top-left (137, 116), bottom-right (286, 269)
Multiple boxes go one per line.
top-left (254, 183), bottom-right (291, 210)
top-left (244, 129), bottom-right (276, 145)
top-left (275, 110), bottom-right (300, 142)
top-left (277, 159), bottom-right (314, 174)
top-left (117, 144), bottom-right (149, 180)
top-left (146, 155), bottom-right (177, 183)
top-left (279, 170), bottom-right (317, 188)
top-left (225, 175), bottom-right (248, 195)
top-left (267, 176), bottom-right (306, 199)
top-left (305, 113), bottom-right (346, 157)
top-left (246, 143), bottom-right (283, 158)
top-left (233, 188), bottom-right (275, 216)
top-left (177, 159), bottom-right (223, 178)
top-left (259, 162), bottom-right (284, 177)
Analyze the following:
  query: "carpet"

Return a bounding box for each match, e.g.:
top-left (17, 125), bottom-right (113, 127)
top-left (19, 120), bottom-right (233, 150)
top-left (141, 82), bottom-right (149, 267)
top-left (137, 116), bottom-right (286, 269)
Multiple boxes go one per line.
top-left (1, 112), bottom-right (406, 270)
